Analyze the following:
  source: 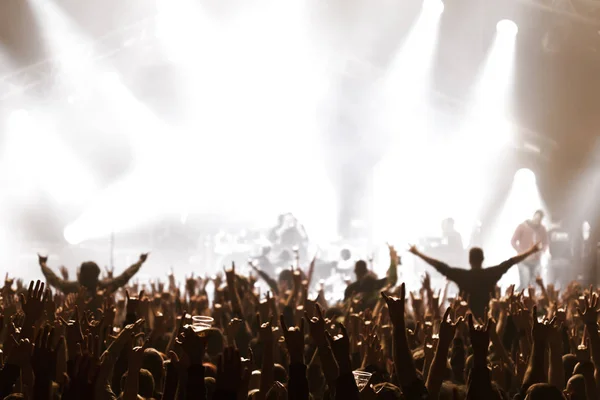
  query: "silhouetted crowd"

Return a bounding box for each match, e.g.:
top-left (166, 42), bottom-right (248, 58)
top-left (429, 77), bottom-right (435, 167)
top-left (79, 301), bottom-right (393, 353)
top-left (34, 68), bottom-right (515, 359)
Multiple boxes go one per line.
top-left (0, 243), bottom-right (595, 400)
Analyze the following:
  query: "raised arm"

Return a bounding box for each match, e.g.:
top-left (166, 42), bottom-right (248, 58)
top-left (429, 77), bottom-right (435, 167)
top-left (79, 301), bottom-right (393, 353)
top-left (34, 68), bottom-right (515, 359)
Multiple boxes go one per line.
top-left (466, 315), bottom-right (494, 400)
top-left (493, 243), bottom-right (542, 277)
top-left (251, 265), bottom-right (280, 296)
top-left (100, 253), bottom-right (148, 293)
top-left (427, 308), bottom-right (462, 399)
top-left (382, 285), bottom-right (429, 399)
top-left (38, 255), bottom-right (79, 294)
top-left (386, 244), bottom-right (399, 287)
top-left (578, 293), bottom-right (600, 390)
top-left (409, 246), bottom-right (460, 283)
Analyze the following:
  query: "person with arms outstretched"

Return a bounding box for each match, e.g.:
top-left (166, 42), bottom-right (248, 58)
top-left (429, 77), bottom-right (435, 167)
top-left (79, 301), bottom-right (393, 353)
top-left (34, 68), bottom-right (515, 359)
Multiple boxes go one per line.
top-left (409, 243), bottom-right (541, 318)
top-left (38, 253), bottom-right (149, 295)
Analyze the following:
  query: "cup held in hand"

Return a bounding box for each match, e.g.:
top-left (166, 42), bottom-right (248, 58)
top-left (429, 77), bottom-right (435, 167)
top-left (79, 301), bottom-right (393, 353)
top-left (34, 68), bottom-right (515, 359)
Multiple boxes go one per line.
top-left (352, 370), bottom-right (372, 391)
top-left (190, 315), bottom-right (214, 336)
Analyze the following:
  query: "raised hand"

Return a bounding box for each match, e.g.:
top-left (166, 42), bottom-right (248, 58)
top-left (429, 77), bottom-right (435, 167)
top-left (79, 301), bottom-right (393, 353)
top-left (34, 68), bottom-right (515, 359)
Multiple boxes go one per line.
top-left (305, 303), bottom-right (327, 346)
top-left (226, 318), bottom-right (244, 347)
top-left (44, 289), bottom-right (56, 320)
top-left (381, 283), bottom-right (406, 328)
top-left (363, 333), bottom-right (384, 368)
top-left (326, 323), bottom-right (352, 374)
top-left (387, 243), bottom-right (400, 265)
top-left (126, 290), bottom-right (144, 316)
top-left (408, 244), bottom-right (419, 255)
top-left (438, 307), bottom-right (463, 344)
top-left (38, 254), bottom-right (49, 265)
top-left (216, 347), bottom-right (247, 395)
top-left (258, 292), bottom-right (271, 320)
top-left (225, 262), bottom-right (236, 285)
top-left (150, 312), bottom-right (167, 342)
top-left (532, 306), bottom-right (555, 343)
top-left (139, 253), bottom-right (150, 263)
top-left (257, 314), bottom-right (274, 346)
top-left (104, 266), bottom-right (114, 279)
top-left (59, 307), bottom-right (84, 359)
top-left (59, 266), bottom-right (70, 280)
top-left (280, 315), bottom-right (305, 364)
top-left (61, 353), bottom-right (98, 400)
top-left (467, 314), bottom-right (491, 366)
top-left (128, 339), bottom-right (148, 373)
top-left (410, 292), bottom-right (424, 320)
top-left (175, 326), bottom-right (207, 366)
top-left (20, 280), bottom-right (46, 324)
top-left (292, 267), bottom-right (303, 288)
top-left (529, 241), bottom-right (543, 253)
top-left (577, 291), bottom-right (599, 326)
top-left (5, 336), bottom-right (33, 368)
top-left (406, 323), bottom-right (421, 349)
top-left (422, 273), bottom-right (432, 292)
top-left (32, 325), bottom-right (63, 380)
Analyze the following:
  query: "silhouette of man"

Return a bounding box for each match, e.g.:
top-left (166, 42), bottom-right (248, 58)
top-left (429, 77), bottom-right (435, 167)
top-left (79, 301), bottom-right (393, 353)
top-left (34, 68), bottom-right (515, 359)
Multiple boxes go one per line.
top-left (38, 253), bottom-right (149, 295)
top-left (409, 243), bottom-right (541, 318)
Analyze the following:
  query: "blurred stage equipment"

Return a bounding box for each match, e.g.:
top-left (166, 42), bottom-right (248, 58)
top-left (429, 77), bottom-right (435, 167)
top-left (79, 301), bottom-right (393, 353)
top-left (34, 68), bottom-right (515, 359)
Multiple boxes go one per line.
top-left (546, 222), bottom-right (572, 284)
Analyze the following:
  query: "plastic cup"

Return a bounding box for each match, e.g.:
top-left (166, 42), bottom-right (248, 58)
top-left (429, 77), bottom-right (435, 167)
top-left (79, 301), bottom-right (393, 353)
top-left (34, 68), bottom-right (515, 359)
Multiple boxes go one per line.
top-left (352, 371), bottom-right (372, 391)
top-left (191, 315), bottom-right (214, 336)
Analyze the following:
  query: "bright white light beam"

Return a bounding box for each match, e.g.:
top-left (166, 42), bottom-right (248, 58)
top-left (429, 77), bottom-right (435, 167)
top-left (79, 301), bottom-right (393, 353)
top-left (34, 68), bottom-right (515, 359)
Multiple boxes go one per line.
top-left (373, 0), bottom-right (444, 243)
top-left (489, 168), bottom-right (548, 286)
top-left (445, 18), bottom-right (519, 233)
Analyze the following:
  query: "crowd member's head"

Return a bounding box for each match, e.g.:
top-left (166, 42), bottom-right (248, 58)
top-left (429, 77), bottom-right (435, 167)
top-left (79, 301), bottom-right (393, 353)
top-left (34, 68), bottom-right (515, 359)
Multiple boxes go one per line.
top-left (121, 369), bottom-right (155, 399)
top-left (340, 248), bottom-right (352, 261)
top-left (273, 364), bottom-right (289, 384)
top-left (79, 261), bottom-right (101, 289)
top-left (354, 260), bottom-right (369, 280)
top-left (205, 377), bottom-right (217, 400)
top-left (524, 383), bottom-right (566, 400)
top-left (278, 269), bottom-right (294, 292)
top-left (563, 354), bottom-right (578, 382)
top-left (565, 374), bottom-right (587, 400)
top-left (142, 348), bottom-right (165, 393)
top-left (532, 210), bottom-right (545, 226)
top-left (468, 247), bottom-right (485, 270)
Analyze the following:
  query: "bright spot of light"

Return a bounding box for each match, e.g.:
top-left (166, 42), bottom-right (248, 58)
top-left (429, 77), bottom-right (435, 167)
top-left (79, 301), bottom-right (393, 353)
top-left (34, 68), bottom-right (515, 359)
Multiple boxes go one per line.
top-left (422, 0), bottom-right (444, 16)
top-left (447, 14), bottom-right (519, 227)
top-left (514, 168), bottom-right (536, 184)
top-left (496, 19), bottom-right (519, 37)
top-left (63, 226), bottom-right (80, 245)
top-left (583, 221), bottom-right (591, 240)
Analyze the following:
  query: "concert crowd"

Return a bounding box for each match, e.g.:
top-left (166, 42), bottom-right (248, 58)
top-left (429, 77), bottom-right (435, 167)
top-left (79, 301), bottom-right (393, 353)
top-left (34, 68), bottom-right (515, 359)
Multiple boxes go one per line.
top-left (0, 216), bottom-right (596, 400)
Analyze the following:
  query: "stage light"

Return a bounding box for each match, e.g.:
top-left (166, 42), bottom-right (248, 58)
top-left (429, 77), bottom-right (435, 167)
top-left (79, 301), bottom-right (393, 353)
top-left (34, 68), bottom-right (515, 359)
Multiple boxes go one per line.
top-left (373, 0), bottom-right (443, 244)
top-left (422, 0), bottom-right (444, 16)
top-left (583, 221), bottom-right (591, 240)
top-left (496, 19), bottom-right (518, 37)
top-left (63, 226), bottom-right (81, 245)
top-left (514, 168), bottom-right (536, 184)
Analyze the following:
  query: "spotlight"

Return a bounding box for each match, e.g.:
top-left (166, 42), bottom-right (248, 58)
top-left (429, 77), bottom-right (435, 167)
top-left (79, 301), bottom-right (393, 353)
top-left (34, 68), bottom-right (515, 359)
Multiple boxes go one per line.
top-left (422, 0), bottom-right (444, 15)
top-left (63, 226), bottom-right (81, 245)
top-left (496, 19), bottom-right (518, 37)
top-left (514, 168), bottom-right (536, 184)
